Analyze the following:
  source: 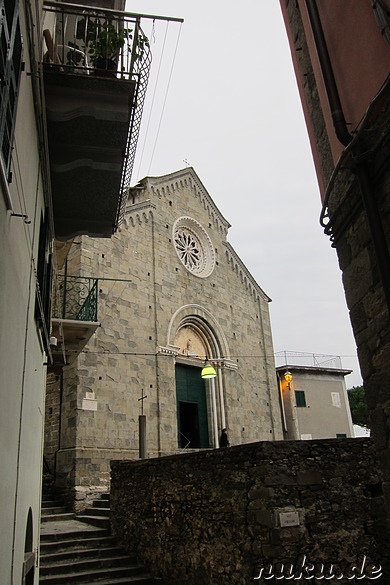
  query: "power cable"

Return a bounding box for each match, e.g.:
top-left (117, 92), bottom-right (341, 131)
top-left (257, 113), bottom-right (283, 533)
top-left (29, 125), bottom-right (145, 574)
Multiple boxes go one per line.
top-left (66, 348), bottom-right (359, 360)
top-left (135, 19), bottom-right (169, 181)
top-left (147, 21), bottom-right (183, 175)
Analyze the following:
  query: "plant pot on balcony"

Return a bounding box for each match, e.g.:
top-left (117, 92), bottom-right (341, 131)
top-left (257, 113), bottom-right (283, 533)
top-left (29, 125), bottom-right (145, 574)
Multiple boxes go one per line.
top-left (87, 19), bottom-right (127, 79)
top-left (91, 58), bottom-right (118, 78)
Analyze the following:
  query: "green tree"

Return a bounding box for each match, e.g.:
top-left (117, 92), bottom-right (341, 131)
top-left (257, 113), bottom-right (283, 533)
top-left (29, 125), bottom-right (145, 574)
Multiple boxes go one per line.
top-left (347, 385), bottom-right (369, 428)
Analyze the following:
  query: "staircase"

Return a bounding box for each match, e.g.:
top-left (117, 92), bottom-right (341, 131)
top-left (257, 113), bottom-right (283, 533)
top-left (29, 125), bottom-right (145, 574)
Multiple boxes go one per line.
top-left (41, 486), bottom-right (75, 524)
top-left (39, 491), bottom-right (160, 584)
top-left (77, 493), bottom-right (111, 530)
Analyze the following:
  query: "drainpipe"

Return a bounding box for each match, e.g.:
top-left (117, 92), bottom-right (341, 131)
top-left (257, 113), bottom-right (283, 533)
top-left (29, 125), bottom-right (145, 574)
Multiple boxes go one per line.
top-left (54, 371), bottom-right (64, 483)
top-left (305, 0), bottom-right (352, 147)
top-left (217, 367), bottom-right (226, 429)
top-left (210, 377), bottom-right (219, 448)
top-left (151, 213), bottom-right (162, 455)
top-left (277, 372), bottom-right (288, 437)
top-left (305, 0), bottom-right (390, 313)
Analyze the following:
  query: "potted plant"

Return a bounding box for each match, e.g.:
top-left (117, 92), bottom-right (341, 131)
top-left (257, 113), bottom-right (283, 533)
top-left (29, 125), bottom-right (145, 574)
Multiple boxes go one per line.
top-left (87, 19), bottom-right (131, 76)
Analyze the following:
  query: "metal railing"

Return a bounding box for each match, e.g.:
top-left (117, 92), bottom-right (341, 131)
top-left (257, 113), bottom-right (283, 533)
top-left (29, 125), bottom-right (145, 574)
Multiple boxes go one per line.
top-left (275, 351), bottom-right (343, 370)
top-left (53, 275), bottom-right (98, 322)
top-left (42, 1), bottom-right (150, 79)
top-left (42, 1), bottom-right (152, 228)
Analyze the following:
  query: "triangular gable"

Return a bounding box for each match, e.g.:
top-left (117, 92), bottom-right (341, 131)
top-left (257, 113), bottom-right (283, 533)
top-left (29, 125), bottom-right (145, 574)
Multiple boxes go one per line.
top-left (134, 167), bottom-right (231, 236)
top-left (131, 167), bottom-right (271, 302)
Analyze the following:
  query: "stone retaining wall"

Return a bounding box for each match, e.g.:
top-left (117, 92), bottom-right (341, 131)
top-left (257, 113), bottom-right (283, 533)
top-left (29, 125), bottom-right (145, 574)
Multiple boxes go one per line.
top-left (111, 438), bottom-right (389, 584)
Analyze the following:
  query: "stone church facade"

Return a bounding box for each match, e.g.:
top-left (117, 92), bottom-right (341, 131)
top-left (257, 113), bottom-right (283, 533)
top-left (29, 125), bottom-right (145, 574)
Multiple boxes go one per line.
top-left (45, 168), bottom-right (283, 504)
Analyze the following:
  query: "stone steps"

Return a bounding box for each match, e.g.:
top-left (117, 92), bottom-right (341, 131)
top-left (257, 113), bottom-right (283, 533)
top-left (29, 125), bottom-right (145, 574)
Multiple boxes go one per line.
top-left (77, 493), bottom-right (111, 529)
top-left (40, 534), bottom-right (116, 554)
top-left (39, 567), bottom-right (156, 584)
top-left (41, 505), bottom-right (68, 515)
top-left (39, 556), bottom-right (148, 581)
top-left (39, 492), bottom-right (160, 585)
top-left (41, 512), bottom-right (76, 523)
top-left (77, 513), bottom-right (110, 529)
top-left (40, 545), bottom-right (131, 564)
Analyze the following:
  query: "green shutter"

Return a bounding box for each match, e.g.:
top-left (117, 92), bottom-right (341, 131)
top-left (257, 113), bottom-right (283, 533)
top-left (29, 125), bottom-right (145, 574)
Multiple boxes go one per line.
top-left (295, 390), bottom-right (307, 408)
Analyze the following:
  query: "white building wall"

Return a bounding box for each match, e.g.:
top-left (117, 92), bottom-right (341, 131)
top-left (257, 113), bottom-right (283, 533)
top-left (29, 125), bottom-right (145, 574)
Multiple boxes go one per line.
top-left (0, 1), bottom-right (48, 583)
top-left (285, 370), bottom-right (353, 439)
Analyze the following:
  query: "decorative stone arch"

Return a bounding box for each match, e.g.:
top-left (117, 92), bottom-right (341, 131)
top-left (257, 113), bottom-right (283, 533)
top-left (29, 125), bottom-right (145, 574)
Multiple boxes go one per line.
top-left (165, 304), bottom-right (233, 449)
top-left (167, 304), bottom-right (231, 361)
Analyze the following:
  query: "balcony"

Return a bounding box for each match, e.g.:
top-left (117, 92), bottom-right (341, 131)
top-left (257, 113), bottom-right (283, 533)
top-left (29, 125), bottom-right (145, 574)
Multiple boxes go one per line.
top-left (50, 275), bottom-right (100, 370)
top-left (42, 1), bottom-right (151, 240)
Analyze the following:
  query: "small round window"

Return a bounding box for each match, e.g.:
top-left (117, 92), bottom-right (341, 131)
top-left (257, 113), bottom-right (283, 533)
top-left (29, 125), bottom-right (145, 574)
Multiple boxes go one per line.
top-left (173, 217), bottom-right (215, 278)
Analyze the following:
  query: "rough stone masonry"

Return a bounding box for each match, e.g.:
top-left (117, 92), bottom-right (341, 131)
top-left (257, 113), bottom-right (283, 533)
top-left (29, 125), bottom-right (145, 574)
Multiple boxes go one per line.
top-left (111, 438), bottom-right (390, 584)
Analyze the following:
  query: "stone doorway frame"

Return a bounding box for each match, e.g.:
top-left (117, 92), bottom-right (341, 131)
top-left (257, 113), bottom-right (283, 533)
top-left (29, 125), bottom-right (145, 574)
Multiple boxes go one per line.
top-left (165, 304), bottom-right (236, 448)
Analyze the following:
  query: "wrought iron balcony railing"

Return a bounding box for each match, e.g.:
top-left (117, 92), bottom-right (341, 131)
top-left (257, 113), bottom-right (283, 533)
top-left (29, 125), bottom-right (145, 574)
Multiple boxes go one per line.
top-left (42, 1), bottom-right (150, 80)
top-left (53, 275), bottom-right (98, 322)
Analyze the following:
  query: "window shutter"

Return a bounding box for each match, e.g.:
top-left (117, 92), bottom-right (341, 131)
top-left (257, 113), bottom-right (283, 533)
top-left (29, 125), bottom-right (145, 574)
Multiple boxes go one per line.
top-left (295, 390), bottom-right (307, 408)
top-left (0, 0), bottom-right (22, 180)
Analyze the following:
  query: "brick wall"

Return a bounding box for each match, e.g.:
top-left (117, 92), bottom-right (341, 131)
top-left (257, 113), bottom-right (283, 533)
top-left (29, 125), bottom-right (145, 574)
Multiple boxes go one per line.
top-left (111, 439), bottom-right (389, 584)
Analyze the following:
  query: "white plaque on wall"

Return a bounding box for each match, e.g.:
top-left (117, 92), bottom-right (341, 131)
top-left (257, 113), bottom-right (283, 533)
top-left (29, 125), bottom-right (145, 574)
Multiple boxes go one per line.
top-left (82, 397), bottom-right (97, 411)
top-left (279, 511), bottom-right (300, 528)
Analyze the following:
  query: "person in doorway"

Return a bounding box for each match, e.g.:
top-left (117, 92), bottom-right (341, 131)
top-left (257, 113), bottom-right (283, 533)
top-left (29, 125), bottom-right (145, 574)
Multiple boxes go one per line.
top-left (220, 428), bottom-right (230, 448)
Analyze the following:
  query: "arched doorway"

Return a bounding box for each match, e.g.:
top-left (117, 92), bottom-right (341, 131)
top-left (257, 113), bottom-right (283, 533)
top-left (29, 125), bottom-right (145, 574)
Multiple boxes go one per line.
top-left (168, 304), bottom-right (233, 449)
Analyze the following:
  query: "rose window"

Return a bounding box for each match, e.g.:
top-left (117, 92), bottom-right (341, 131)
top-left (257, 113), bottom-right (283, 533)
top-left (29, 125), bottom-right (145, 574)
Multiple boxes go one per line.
top-left (175, 230), bottom-right (202, 271)
top-left (173, 217), bottom-right (215, 278)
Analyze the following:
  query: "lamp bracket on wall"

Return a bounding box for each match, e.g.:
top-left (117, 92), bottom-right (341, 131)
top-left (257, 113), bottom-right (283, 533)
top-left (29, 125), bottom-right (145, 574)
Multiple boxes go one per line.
top-left (11, 212), bottom-right (31, 224)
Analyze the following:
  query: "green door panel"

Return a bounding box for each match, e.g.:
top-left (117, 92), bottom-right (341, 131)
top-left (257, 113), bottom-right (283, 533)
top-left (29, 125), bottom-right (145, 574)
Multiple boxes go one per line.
top-left (175, 364), bottom-right (209, 448)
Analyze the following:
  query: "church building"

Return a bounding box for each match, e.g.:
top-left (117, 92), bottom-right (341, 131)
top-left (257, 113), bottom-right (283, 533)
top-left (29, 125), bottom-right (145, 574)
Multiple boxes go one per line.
top-left (45, 168), bottom-right (283, 505)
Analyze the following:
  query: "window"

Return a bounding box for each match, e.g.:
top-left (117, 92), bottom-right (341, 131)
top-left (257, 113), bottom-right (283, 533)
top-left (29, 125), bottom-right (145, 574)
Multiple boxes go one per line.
top-left (172, 216), bottom-right (215, 278)
top-left (331, 392), bottom-right (341, 408)
top-left (0, 0), bottom-right (23, 181)
top-left (336, 433), bottom-right (347, 438)
top-left (295, 390), bottom-right (306, 407)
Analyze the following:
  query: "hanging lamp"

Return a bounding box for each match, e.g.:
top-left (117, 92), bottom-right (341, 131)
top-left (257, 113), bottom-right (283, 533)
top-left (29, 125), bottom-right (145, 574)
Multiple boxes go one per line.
top-left (201, 358), bottom-right (217, 379)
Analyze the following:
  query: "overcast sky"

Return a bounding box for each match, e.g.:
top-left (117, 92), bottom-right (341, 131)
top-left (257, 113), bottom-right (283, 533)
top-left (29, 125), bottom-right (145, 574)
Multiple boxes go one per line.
top-left (125, 0), bottom-right (362, 388)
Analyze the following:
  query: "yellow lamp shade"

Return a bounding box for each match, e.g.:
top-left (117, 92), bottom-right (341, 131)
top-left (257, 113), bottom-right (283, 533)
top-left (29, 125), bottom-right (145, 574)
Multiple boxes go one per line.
top-left (284, 370), bottom-right (292, 383)
top-left (201, 364), bottom-right (217, 379)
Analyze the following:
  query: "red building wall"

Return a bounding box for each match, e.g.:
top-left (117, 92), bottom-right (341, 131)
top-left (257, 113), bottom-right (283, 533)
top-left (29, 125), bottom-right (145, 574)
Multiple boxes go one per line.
top-left (280, 0), bottom-right (390, 200)
top-left (279, 0), bottom-right (390, 523)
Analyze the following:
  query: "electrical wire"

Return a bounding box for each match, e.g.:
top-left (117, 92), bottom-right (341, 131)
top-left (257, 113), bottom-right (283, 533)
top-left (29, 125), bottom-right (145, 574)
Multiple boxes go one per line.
top-left (135, 19), bottom-right (169, 181)
top-left (147, 21), bottom-right (183, 175)
top-left (64, 348), bottom-right (359, 360)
